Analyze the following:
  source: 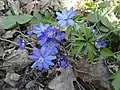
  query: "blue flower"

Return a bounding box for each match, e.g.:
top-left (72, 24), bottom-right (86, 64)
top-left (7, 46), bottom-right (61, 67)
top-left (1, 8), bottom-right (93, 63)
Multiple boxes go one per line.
top-left (58, 56), bottom-right (70, 68)
top-left (44, 27), bottom-right (56, 38)
top-left (32, 23), bottom-right (49, 37)
top-left (95, 39), bottom-right (107, 48)
top-left (55, 31), bottom-right (65, 41)
top-left (56, 7), bottom-right (76, 27)
top-left (28, 47), bottom-right (56, 70)
top-left (17, 39), bottom-right (25, 49)
top-left (38, 27), bottom-right (56, 45)
top-left (43, 39), bottom-right (60, 55)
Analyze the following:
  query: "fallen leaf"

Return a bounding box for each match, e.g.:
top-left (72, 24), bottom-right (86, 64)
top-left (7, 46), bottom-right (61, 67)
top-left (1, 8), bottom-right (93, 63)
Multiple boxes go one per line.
top-left (48, 67), bottom-right (76, 90)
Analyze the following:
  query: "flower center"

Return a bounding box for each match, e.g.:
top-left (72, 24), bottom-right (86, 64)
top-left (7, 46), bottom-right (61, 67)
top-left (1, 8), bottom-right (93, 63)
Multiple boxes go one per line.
top-left (48, 32), bottom-right (53, 37)
top-left (42, 27), bottom-right (46, 31)
top-left (38, 57), bottom-right (44, 62)
top-left (49, 42), bottom-right (54, 47)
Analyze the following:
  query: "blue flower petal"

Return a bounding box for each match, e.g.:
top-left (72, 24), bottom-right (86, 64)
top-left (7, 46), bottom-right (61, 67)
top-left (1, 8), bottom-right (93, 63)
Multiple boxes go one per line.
top-left (45, 60), bottom-right (54, 66)
top-left (62, 10), bottom-right (68, 19)
top-left (45, 56), bottom-right (56, 61)
top-left (17, 39), bottom-right (25, 50)
top-left (67, 19), bottom-right (75, 26)
top-left (43, 62), bottom-right (49, 70)
top-left (51, 47), bottom-right (58, 54)
top-left (40, 46), bottom-right (51, 57)
top-left (95, 39), bottom-right (107, 48)
top-left (58, 56), bottom-right (70, 68)
top-left (38, 62), bottom-right (43, 70)
top-left (56, 31), bottom-right (65, 41)
top-left (32, 48), bottom-right (41, 57)
top-left (28, 55), bottom-right (39, 60)
top-left (57, 20), bottom-right (67, 27)
top-left (56, 12), bottom-right (64, 19)
top-left (68, 8), bottom-right (76, 18)
top-left (38, 35), bottom-right (47, 45)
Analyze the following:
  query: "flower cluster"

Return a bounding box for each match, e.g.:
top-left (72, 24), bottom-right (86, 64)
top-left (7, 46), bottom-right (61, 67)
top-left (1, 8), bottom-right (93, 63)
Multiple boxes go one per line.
top-left (17, 8), bottom-right (75, 71)
top-left (28, 24), bottom-right (68, 70)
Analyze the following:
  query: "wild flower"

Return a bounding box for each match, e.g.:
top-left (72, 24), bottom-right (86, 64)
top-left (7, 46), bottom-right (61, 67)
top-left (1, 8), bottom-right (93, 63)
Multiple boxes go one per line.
top-left (27, 23), bottom-right (49, 37)
top-left (38, 27), bottom-right (56, 45)
top-left (28, 47), bottom-right (56, 70)
top-left (95, 39), bottom-right (107, 48)
top-left (17, 39), bottom-right (25, 49)
top-left (42, 39), bottom-right (60, 55)
top-left (55, 31), bottom-right (65, 41)
top-left (58, 56), bottom-right (70, 68)
top-left (56, 8), bottom-right (76, 27)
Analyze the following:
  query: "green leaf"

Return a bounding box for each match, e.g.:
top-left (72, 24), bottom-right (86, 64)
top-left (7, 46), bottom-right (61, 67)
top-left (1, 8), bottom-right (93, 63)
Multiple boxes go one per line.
top-left (87, 12), bottom-right (99, 23)
top-left (17, 14), bottom-right (33, 24)
top-left (30, 17), bottom-right (40, 25)
top-left (99, 26), bottom-right (109, 32)
top-left (71, 30), bottom-right (85, 40)
top-left (0, 16), bottom-right (17, 29)
top-left (33, 11), bottom-right (43, 20)
top-left (70, 44), bottom-right (84, 55)
top-left (87, 43), bottom-right (96, 54)
top-left (72, 41), bottom-right (85, 46)
top-left (88, 49), bottom-right (94, 61)
top-left (84, 27), bottom-right (92, 40)
top-left (112, 71), bottom-right (120, 90)
top-left (86, 43), bottom-right (96, 61)
top-left (112, 28), bottom-right (120, 33)
top-left (99, 1), bottom-right (110, 8)
top-left (100, 16), bottom-right (111, 28)
top-left (44, 10), bottom-right (51, 19)
top-left (96, 34), bottom-right (105, 40)
top-left (100, 48), bottom-right (114, 57)
top-left (65, 26), bottom-right (72, 39)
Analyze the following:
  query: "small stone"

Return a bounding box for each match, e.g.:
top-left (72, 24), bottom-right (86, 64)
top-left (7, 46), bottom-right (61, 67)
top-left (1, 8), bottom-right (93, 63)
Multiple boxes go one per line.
top-left (10, 73), bottom-right (20, 82)
top-left (4, 73), bottom-right (20, 87)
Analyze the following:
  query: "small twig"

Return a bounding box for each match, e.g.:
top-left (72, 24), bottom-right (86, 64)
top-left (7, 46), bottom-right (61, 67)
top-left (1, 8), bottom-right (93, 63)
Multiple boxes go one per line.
top-left (0, 37), bottom-right (18, 46)
top-left (73, 68), bottom-right (96, 78)
top-left (16, 30), bottom-right (37, 43)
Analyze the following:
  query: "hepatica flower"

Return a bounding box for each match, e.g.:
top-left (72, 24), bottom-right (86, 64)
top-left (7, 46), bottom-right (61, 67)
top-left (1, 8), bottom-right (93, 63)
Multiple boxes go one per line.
top-left (32, 23), bottom-right (49, 37)
top-left (17, 39), bottom-right (25, 50)
top-left (58, 56), bottom-right (70, 68)
top-left (56, 7), bottom-right (76, 27)
top-left (55, 31), bottom-right (65, 41)
top-left (43, 39), bottom-right (60, 55)
top-left (38, 27), bottom-right (56, 45)
top-left (44, 27), bottom-right (56, 38)
top-left (95, 39), bottom-right (107, 48)
top-left (28, 47), bottom-right (56, 70)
